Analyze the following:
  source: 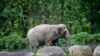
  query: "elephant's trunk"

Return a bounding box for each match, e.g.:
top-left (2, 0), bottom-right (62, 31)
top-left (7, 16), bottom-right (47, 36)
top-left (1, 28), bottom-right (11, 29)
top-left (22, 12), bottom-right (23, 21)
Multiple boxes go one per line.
top-left (65, 28), bottom-right (70, 48)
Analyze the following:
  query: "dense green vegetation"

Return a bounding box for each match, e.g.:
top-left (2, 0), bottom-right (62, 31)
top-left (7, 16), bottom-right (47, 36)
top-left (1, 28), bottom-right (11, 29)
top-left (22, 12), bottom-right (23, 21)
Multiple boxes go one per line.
top-left (0, 0), bottom-right (100, 51)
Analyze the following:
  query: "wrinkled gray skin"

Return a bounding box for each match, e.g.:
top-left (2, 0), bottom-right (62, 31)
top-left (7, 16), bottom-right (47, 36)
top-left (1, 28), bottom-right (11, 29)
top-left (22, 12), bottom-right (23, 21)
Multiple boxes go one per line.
top-left (93, 46), bottom-right (100, 56)
top-left (27, 24), bottom-right (70, 52)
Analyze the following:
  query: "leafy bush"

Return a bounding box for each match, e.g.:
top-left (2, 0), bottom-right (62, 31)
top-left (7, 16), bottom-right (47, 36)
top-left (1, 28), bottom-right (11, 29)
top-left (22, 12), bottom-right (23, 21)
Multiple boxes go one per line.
top-left (89, 33), bottom-right (100, 45)
top-left (0, 32), bottom-right (28, 51)
top-left (71, 32), bottom-right (100, 45)
top-left (70, 20), bottom-right (82, 34)
top-left (59, 38), bottom-right (67, 47)
top-left (71, 32), bottom-right (90, 45)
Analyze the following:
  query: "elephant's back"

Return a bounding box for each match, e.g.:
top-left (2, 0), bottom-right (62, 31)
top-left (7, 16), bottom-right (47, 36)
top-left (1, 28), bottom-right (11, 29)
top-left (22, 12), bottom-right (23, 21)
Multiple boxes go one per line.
top-left (34, 24), bottom-right (51, 31)
top-left (27, 24), bottom-right (51, 40)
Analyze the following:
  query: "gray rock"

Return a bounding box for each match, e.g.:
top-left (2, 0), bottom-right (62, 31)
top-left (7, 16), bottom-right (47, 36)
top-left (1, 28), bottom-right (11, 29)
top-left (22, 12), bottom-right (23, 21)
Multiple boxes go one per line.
top-left (93, 46), bottom-right (100, 56)
top-left (68, 45), bottom-right (92, 56)
top-left (0, 52), bottom-right (34, 56)
top-left (36, 46), bottom-right (65, 56)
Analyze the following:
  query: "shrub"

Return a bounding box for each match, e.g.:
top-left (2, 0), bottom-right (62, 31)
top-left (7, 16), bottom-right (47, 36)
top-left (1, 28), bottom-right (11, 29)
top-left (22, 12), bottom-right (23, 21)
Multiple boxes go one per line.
top-left (71, 32), bottom-right (100, 45)
top-left (71, 32), bottom-right (90, 45)
top-left (59, 38), bottom-right (67, 47)
top-left (0, 32), bottom-right (28, 51)
top-left (70, 20), bottom-right (82, 34)
top-left (89, 33), bottom-right (100, 45)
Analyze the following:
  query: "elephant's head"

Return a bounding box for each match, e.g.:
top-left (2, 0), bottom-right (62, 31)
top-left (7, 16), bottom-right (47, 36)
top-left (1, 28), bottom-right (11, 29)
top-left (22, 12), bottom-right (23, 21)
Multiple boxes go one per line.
top-left (57, 24), bottom-right (70, 48)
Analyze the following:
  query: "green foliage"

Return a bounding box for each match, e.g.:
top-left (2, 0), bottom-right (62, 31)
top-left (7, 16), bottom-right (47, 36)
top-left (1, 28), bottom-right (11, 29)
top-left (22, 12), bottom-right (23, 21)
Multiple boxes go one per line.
top-left (71, 32), bottom-right (90, 45)
top-left (71, 32), bottom-right (100, 45)
top-left (59, 38), bottom-right (67, 47)
top-left (33, 54), bottom-right (41, 56)
top-left (81, 18), bottom-right (92, 33)
top-left (0, 32), bottom-right (27, 51)
top-left (81, 23), bottom-right (92, 33)
top-left (89, 33), bottom-right (100, 45)
top-left (70, 20), bottom-right (82, 34)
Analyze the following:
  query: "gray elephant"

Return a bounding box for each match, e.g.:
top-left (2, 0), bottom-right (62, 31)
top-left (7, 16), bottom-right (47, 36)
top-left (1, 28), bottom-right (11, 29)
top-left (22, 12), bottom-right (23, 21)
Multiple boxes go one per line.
top-left (27, 24), bottom-right (70, 52)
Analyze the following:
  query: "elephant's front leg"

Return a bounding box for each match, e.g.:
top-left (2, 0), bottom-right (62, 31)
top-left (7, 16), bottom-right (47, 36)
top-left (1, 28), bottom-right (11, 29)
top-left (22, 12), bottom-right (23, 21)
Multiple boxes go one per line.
top-left (29, 45), bottom-right (37, 53)
top-left (45, 40), bottom-right (52, 46)
top-left (45, 37), bottom-right (54, 46)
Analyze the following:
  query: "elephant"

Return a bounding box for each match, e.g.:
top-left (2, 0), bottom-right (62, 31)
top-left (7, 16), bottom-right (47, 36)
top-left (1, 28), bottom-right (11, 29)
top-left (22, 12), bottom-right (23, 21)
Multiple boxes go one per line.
top-left (27, 24), bottom-right (70, 52)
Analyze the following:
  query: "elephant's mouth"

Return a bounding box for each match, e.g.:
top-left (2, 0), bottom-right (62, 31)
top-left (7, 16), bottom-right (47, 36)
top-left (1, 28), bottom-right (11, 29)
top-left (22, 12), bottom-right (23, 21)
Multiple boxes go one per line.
top-left (61, 31), bottom-right (66, 37)
top-left (59, 31), bottom-right (66, 37)
top-left (62, 31), bottom-right (66, 35)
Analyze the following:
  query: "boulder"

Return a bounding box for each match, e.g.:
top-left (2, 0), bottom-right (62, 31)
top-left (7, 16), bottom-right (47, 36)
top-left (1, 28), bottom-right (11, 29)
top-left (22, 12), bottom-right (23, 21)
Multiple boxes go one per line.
top-left (93, 46), bottom-right (100, 56)
top-left (68, 45), bottom-right (92, 56)
top-left (0, 52), bottom-right (34, 56)
top-left (36, 46), bottom-right (65, 56)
